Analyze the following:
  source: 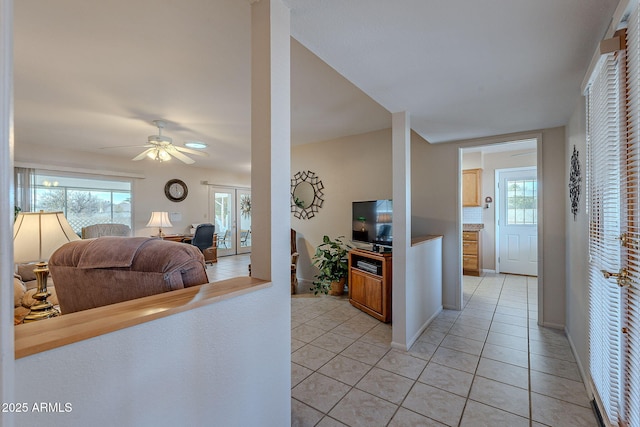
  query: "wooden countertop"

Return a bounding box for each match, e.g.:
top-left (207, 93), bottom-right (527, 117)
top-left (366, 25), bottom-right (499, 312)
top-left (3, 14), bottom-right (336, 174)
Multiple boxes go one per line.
top-left (463, 224), bottom-right (484, 231)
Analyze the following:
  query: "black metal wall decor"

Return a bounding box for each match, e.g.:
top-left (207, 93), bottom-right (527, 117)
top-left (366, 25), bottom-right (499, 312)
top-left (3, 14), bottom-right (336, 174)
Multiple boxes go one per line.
top-left (291, 171), bottom-right (324, 219)
top-left (569, 145), bottom-right (581, 221)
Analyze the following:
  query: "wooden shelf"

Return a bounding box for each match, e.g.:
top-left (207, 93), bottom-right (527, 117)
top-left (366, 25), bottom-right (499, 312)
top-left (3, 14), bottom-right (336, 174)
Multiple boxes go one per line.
top-left (348, 249), bottom-right (392, 322)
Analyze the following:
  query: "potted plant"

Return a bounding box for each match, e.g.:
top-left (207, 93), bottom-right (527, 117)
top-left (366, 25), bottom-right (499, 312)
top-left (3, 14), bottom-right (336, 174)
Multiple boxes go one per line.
top-left (311, 235), bottom-right (352, 295)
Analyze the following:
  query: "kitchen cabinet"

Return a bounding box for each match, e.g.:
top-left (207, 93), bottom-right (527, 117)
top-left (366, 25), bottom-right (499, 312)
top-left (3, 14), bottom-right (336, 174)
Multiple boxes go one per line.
top-left (463, 230), bottom-right (482, 276)
top-left (463, 168), bottom-right (482, 207)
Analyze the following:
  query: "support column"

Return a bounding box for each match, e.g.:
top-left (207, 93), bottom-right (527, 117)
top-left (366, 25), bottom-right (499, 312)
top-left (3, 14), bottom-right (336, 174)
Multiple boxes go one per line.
top-left (391, 111), bottom-right (411, 349)
top-left (0, 0), bottom-right (15, 424)
top-left (250, 0), bottom-right (291, 286)
top-left (251, 1), bottom-right (291, 423)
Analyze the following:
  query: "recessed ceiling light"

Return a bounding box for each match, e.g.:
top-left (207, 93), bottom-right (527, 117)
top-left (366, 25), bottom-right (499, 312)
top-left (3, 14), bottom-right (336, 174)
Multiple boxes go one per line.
top-left (184, 141), bottom-right (208, 149)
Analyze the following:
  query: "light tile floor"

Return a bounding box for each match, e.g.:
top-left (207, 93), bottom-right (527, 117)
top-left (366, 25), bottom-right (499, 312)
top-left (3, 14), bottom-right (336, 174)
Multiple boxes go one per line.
top-left (291, 274), bottom-right (598, 427)
top-left (205, 253), bottom-right (251, 282)
top-left (208, 257), bottom-right (596, 426)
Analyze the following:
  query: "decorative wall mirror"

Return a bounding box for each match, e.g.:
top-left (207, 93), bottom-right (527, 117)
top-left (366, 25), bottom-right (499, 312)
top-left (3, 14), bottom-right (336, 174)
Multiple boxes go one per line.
top-left (291, 170), bottom-right (324, 219)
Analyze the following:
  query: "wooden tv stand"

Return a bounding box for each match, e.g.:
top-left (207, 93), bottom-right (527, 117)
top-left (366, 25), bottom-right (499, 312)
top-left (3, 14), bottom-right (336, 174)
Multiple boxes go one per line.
top-left (348, 249), bottom-right (392, 323)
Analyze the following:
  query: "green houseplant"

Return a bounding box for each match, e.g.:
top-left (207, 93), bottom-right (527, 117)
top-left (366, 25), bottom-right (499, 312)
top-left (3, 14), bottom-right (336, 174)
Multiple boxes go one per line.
top-left (311, 235), bottom-right (352, 295)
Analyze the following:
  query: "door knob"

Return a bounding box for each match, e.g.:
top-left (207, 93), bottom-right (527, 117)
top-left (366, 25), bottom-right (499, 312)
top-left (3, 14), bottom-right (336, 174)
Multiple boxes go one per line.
top-left (618, 233), bottom-right (638, 249)
top-left (601, 268), bottom-right (631, 288)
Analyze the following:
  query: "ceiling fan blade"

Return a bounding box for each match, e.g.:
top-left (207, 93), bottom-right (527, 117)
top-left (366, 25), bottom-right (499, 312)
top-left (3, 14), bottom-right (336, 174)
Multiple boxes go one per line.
top-left (101, 144), bottom-right (153, 150)
top-left (174, 146), bottom-right (209, 157)
top-left (166, 147), bottom-right (195, 164)
top-left (132, 148), bottom-right (155, 161)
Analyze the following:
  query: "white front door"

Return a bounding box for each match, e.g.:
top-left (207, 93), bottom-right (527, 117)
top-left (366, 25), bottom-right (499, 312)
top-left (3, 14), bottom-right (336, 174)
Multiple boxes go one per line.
top-left (497, 168), bottom-right (538, 276)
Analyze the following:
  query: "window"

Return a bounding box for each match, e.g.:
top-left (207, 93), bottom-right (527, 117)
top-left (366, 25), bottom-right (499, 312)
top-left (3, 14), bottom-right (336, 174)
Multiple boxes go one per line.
top-left (506, 179), bottom-right (537, 225)
top-left (15, 169), bottom-right (133, 234)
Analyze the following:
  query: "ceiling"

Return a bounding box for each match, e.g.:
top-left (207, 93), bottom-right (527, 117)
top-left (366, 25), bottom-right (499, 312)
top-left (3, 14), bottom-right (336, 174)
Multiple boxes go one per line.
top-left (14, 0), bottom-right (618, 172)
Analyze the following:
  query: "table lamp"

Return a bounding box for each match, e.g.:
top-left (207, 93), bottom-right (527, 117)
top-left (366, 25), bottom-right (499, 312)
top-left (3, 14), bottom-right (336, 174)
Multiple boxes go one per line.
top-left (13, 211), bottom-right (80, 322)
top-left (147, 211), bottom-right (173, 237)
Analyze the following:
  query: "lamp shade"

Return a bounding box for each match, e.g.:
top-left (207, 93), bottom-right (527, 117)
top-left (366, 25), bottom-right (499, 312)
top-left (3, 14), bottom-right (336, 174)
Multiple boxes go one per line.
top-left (146, 211), bottom-right (173, 228)
top-left (13, 211), bottom-right (80, 263)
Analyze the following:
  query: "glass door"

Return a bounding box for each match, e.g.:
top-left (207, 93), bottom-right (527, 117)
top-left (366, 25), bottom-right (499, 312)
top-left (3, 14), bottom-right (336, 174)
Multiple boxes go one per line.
top-left (209, 186), bottom-right (251, 257)
top-left (237, 189), bottom-right (252, 254)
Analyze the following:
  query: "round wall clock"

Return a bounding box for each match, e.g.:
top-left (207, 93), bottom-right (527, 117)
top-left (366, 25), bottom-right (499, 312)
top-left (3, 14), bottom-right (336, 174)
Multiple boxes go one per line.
top-left (165, 179), bottom-right (188, 202)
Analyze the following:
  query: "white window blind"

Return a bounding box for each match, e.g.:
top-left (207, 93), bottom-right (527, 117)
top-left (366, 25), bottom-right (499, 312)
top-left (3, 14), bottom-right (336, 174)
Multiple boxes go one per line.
top-left (587, 3), bottom-right (640, 424)
top-left (624, 6), bottom-right (640, 426)
top-left (587, 49), bottom-right (624, 426)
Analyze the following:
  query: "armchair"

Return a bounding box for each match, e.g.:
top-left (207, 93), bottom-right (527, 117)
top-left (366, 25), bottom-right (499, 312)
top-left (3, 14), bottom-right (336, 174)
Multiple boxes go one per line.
top-left (81, 223), bottom-right (131, 239)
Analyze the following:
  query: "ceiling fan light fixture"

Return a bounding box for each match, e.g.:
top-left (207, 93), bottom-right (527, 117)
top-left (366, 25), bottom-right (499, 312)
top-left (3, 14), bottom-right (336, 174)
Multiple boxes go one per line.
top-left (148, 134), bottom-right (172, 144)
top-left (184, 141), bottom-right (208, 149)
top-left (147, 147), bottom-right (172, 162)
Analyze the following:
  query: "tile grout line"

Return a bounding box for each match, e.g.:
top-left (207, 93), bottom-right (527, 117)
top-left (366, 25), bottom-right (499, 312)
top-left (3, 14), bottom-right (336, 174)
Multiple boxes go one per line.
top-left (456, 273), bottom-right (508, 427)
top-left (527, 275), bottom-right (534, 427)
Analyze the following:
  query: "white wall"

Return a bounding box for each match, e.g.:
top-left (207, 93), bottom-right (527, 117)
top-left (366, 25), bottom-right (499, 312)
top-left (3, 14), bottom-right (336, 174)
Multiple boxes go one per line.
top-left (564, 97), bottom-right (590, 379)
top-left (291, 128), bottom-right (392, 291)
top-left (15, 142), bottom-right (250, 236)
top-left (14, 290), bottom-right (289, 427)
top-left (404, 238), bottom-right (443, 346)
top-left (0, 0), bottom-right (15, 421)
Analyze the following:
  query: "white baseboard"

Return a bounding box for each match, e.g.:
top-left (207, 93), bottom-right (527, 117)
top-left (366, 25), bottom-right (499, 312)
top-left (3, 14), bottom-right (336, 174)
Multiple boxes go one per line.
top-left (538, 320), bottom-right (564, 330)
top-left (391, 306), bottom-right (443, 351)
top-left (565, 327), bottom-right (592, 399)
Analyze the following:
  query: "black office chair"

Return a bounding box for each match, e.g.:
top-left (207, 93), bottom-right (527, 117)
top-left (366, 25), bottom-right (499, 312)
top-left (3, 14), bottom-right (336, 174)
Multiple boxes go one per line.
top-left (188, 223), bottom-right (216, 253)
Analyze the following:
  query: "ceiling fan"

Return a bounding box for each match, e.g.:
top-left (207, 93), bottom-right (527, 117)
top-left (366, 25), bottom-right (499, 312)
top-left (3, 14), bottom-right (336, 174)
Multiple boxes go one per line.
top-left (101, 120), bottom-right (209, 164)
top-left (129, 120), bottom-right (209, 164)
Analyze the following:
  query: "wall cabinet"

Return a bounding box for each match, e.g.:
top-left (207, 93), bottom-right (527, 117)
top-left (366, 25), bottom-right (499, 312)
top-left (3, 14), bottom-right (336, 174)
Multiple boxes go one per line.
top-left (348, 249), bottom-right (392, 322)
top-left (462, 231), bottom-right (482, 276)
top-left (463, 168), bottom-right (482, 207)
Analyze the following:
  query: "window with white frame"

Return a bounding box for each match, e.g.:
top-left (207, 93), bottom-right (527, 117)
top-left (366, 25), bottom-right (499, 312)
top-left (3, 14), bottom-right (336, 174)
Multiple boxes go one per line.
top-left (15, 168), bottom-right (133, 234)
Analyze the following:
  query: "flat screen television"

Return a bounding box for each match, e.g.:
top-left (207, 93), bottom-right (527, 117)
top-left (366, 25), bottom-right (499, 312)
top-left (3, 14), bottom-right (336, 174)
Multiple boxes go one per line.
top-left (352, 199), bottom-right (393, 248)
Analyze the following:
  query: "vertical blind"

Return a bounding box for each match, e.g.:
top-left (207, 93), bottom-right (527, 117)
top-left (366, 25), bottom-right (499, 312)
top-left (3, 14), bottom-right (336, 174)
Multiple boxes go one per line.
top-left (587, 2), bottom-right (640, 425)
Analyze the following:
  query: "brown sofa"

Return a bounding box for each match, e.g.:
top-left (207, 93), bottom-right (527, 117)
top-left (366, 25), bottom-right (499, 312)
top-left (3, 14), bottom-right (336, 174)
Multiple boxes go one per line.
top-left (49, 237), bottom-right (208, 314)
